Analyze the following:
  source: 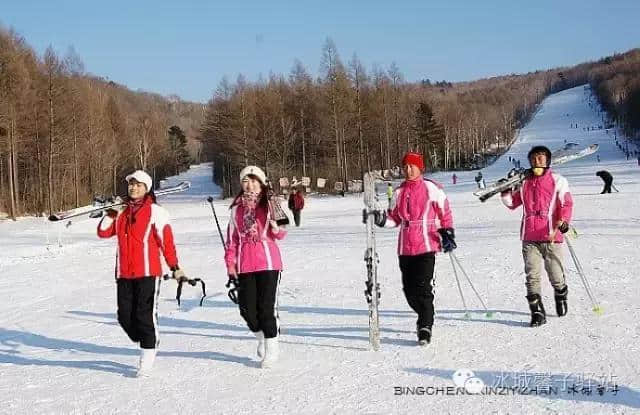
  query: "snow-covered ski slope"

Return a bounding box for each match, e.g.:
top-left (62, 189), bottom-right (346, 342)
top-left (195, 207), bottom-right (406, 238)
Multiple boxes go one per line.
top-left (1, 86), bottom-right (639, 413)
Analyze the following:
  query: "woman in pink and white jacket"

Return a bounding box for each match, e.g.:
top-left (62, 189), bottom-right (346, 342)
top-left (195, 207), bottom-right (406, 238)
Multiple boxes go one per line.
top-left (501, 145), bottom-right (573, 328)
top-left (374, 152), bottom-right (455, 346)
top-left (224, 165), bottom-right (286, 368)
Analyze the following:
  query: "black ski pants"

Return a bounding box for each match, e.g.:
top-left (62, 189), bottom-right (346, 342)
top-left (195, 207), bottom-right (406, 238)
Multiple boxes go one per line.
top-left (292, 210), bottom-right (301, 227)
top-left (117, 277), bottom-right (161, 349)
top-left (237, 270), bottom-right (280, 338)
top-left (399, 253), bottom-right (436, 329)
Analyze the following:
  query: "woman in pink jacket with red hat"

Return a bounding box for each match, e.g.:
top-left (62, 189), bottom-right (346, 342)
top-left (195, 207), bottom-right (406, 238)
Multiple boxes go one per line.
top-left (501, 145), bottom-right (572, 327)
top-left (374, 152), bottom-right (455, 346)
top-left (224, 165), bottom-right (286, 368)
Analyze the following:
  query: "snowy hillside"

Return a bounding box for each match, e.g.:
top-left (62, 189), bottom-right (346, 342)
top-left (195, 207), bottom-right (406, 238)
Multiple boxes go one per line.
top-left (1, 85), bottom-right (639, 413)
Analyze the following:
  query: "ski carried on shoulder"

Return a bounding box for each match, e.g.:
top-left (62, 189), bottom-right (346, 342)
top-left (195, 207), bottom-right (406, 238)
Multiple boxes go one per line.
top-left (48, 181), bottom-right (191, 221)
top-left (362, 171), bottom-right (384, 351)
top-left (474, 144), bottom-right (598, 202)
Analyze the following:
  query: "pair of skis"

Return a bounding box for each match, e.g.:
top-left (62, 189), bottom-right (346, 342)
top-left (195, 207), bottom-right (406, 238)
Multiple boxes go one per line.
top-left (362, 171), bottom-right (383, 351)
top-left (48, 181), bottom-right (191, 221)
top-left (474, 144), bottom-right (599, 202)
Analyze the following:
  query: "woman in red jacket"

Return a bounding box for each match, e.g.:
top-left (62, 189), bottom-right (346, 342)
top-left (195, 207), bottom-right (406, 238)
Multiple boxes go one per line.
top-left (97, 170), bottom-right (185, 377)
top-left (225, 165), bottom-right (287, 368)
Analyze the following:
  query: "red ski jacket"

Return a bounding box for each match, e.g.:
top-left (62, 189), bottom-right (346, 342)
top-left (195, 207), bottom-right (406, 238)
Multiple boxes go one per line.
top-left (288, 192), bottom-right (305, 211)
top-left (97, 196), bottom-right (179, 278)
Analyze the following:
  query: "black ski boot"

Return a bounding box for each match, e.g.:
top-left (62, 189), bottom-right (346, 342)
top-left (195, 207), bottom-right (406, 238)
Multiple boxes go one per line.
top-left (526, 294), bottom-right (547, 327)
top-left (554, 286), bottom-right (568, 317)
top-left (417, 326), bottom-right (432, 346)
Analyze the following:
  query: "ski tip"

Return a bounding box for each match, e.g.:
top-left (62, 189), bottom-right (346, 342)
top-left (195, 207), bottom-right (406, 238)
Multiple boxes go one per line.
top-left (592, 306), bottom-right (604, 315)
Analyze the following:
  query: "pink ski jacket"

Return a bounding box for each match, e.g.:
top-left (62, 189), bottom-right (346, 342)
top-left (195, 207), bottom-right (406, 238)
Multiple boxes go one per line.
top-left (224, 203), bottom-right (286, 275)
top-left (386, 178), bottom-right (454, 256)
top-left (501, 169), bottom-right (573, 243)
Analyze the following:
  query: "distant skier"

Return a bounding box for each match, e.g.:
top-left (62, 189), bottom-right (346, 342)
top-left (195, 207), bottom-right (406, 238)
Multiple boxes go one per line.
top-left (287, 186), bottom-right (305, 227)
top-left (224, 165), bottom-right (287, 368)
top-left (474, 171), bottom-right (485, 189)
top-left (452, 173), bottom-right (458, 185)
top-left (97, 170), bottom-right (186, 377)
top-left (386, 182), bottom-right (394, 208)
top-left (373, 152), bottom-right (455, 345)
top-left (596, 170), bottom-right (614, 194)
top-left (500, 146), bottom-right (572, 327)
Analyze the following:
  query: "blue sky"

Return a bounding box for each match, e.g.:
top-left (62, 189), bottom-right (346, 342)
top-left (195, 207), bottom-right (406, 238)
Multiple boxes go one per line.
top-left (3, 0), bottom-right (639, 103)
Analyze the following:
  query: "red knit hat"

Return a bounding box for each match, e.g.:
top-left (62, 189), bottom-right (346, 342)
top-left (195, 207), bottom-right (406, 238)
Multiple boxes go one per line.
top-left (402, 152), bottom-right (425, 171)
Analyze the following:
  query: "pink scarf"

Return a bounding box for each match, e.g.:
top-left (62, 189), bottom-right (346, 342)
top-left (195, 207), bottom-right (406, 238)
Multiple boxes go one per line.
top-left (241, 192), bottom-right (261, 242)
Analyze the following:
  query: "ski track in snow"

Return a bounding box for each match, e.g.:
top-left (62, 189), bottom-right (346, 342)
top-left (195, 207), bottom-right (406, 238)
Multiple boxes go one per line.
top-left (1, 87), bottom-right (640, 413)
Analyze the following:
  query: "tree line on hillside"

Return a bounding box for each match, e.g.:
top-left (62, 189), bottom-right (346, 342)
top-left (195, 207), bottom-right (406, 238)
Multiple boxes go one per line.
top-left (3, 26), bottom-right (637, 216)
top-left (0, 27), bottom-right (203, 220)
top-left (588, 49), bottom-right (640, 137)
top-left (199, 38), bottom-right (624, 197)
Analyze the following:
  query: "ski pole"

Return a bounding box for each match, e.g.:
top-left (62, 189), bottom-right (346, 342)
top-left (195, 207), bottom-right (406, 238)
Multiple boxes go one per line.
top-left (564, 237), bottom-right (603, 314)
top-left (450, 252), bottom-right (493, 317)
top-left (207, 196), bottom-right (239, 305)
top-left (565, 237), bottom-right (597, 306)
top-left (162, 274), bottom-right (207, 307)
top-left (207, 196), bottom-right (226, 246)
top-left (449, 252), bottom-right (470, 319)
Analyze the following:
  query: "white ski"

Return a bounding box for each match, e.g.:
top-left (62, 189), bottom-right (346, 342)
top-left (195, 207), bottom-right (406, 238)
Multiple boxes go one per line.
top-left (474, 144), bottom-right (598, 202)
top-left (48, 181), bottom-right (191, 221)
top-left (362, 171), bottom-right (383, 351)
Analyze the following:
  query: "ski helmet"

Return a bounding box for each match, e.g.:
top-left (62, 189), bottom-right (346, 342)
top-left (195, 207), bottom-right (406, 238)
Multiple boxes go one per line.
top-left (527, 145), bottom-right (552, 167)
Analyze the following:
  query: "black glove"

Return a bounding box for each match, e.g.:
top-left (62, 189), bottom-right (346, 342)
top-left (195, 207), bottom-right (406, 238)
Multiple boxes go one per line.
top-left (557, 221), bottom-right (569, 234)
top-left (373, 210), bottom-right (386, 227)
top-left (225, 277), bottom-right (239, 304)
top-left (438, 228), bottom-right (457, 253)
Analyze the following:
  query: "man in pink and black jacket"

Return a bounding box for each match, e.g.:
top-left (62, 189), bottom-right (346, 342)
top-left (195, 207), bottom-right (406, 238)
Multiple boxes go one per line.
top-left (501, 145), bottom-right (573, 327)
top-left (374, 152), bottom-right (455, 346)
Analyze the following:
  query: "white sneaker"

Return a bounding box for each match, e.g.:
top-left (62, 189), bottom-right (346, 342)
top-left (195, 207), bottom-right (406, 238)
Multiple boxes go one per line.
top-left (136, 348), bottom-right (157, 377)
top-left (260, 337), bottom-right (279, 369)
top-left (254, 331), bottom-right (265, 359)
